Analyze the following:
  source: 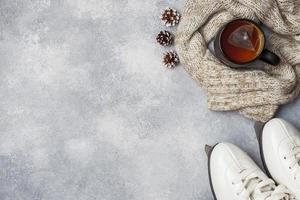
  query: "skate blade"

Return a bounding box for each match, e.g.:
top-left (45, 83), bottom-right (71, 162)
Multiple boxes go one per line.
top-left (254, 121), bottom-right (265, 142)
top-left (205, 144), bottom-right (217, 200)
top-left (205, 144), bottom-right (214, 158)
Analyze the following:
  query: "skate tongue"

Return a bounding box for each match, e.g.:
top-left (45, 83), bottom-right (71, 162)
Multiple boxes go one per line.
top-left (264, 185), bottom-right (294, 200)
top-left (250, 179), bottom-right (273, 200)
top-left (268, 185), bottom-right (294, 200)
top-left (239, 169), bottom-right (267, 199)
top-left (240, 170), bottom-right (292, 200)
top-left (248, 178), bottom-right (261, 198)
top-left (248, 178), bottom-right (290, 200)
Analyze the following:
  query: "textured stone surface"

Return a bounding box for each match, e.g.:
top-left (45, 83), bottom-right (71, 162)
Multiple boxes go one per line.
top-left (0, 1), bottom-right (299, 200)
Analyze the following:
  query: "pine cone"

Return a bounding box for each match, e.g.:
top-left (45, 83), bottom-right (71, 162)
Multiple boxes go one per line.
top-left (163, 50), bottom-right (180, 68)
top-left (160, 8), bottom-right (180, 27)
top-left (156, 31), bottom-right (173, 46)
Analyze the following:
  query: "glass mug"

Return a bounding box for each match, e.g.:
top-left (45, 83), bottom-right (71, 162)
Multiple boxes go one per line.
top-left (213, 19), bottom-right (280, 68)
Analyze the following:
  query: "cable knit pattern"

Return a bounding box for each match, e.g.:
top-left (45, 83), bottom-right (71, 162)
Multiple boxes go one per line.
top-left (175, 0), bottom-right (300, 122)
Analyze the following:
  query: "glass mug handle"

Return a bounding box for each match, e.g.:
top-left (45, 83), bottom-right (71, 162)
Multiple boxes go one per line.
top-left (259, 49), bottom-right (280, 65)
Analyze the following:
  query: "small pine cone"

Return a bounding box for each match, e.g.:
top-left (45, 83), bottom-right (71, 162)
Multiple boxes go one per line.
top-left (156, 31), bottom-right (173, 46)
top-left (160, 8), bottom-right (180, 27)
top-left (163, 50), bottom-right (180, 68)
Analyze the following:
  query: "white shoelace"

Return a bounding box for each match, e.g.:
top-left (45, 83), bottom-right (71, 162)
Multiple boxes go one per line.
top-left (232, 169), bottom-right (295, 200)
top-left (283, 146), bottom-right (300, 180)
top-left (268, 185), bottom-right (295, 200)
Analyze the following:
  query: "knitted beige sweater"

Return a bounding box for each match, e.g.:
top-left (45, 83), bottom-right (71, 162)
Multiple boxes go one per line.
top-left (175, 0), bottom-right (300, 122)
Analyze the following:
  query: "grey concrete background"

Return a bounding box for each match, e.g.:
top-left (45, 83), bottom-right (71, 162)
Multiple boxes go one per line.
top-left (0, 1), bottom-right (299, 199)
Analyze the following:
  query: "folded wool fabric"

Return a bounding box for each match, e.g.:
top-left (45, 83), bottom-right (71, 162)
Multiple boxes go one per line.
top-left (175, 0), bottom-right (300, 122)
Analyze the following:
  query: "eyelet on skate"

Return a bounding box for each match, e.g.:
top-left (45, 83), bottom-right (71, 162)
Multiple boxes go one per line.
top-left (289, 166), bottom-right (292, 169)
top-left (284, 156), bottom-right (286, 159)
